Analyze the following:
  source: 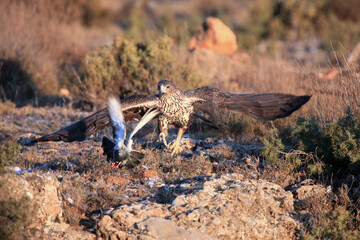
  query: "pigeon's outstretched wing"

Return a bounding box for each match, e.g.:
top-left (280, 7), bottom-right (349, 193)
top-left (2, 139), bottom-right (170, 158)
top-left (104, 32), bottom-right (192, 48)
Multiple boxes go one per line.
top-left (185, 86), bottom-right (311, 121)
top-left (126, 108), bottom-right (160, 149)
top-left (107, 95), bottom-right (126, 146)
top-left (122, 108), bottom-right (160, 168)
top-left (29, 94), bottom-right (160, 144)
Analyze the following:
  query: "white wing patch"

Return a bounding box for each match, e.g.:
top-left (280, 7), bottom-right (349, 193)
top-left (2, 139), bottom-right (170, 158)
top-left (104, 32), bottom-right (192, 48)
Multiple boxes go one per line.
top-left (126, 108), bottom-right (160, 149)
top-left (107, 95), bottom-right (126, 146)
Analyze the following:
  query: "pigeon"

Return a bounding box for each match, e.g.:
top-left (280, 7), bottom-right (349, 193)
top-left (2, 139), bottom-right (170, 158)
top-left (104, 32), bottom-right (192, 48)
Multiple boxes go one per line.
top-left (103, 95), bottom-right (160, 169)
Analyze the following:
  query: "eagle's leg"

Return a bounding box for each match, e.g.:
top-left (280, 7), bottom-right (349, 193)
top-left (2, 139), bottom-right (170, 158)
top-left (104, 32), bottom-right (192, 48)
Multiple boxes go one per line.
top-left (169, 127), bottom-right (185, 156)
top-left (159, 120), bottom-right (169, 147)
top-left (159, 131), bottom-right (168, 147)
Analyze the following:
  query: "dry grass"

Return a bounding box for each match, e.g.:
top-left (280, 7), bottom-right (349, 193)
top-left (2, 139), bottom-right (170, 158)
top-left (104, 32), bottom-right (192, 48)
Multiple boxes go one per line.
top-left (0, 101), bottom-right (92, 138)
top-left (139, 149), bottom-right (213, 181)
top-left (1, 0), bottom-right (359, 116)
top-left (0, 0), bottom-right (121, 105)
top-left (201, 52), bottom-right (359, 121)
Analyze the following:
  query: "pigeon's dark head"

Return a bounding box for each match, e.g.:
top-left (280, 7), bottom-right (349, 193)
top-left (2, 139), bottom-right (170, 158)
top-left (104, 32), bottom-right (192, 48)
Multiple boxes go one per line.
top-left (158, 80), bottom-right (179, 95)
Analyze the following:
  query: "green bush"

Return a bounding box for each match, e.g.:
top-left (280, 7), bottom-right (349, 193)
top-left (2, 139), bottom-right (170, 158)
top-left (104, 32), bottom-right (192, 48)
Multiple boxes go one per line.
top-left (261, 128), bottom-right (285, 166)
top-left (240, 0), bottom-right (360, 51)
top-left (261, 128), bottom-right (322, 176)
top-left (260, 109), bottom-right (360, 178)
top-left (0, 139), bottom-right (21, 173)
top-left (304, 206), bottom-right (360, 240)
top-left (292, 110), bottom-right (360, 176)
top-left (0, 196), bottom-right (37, 240)
top-left (0, 177), bottom-right (37, 240)
top-left (76, 36), bottom-right (205, 102)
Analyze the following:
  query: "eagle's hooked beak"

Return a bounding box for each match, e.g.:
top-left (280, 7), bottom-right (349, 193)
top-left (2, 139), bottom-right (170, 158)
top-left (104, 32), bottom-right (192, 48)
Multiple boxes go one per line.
top-left (159, 85), bottom-right (164, 94)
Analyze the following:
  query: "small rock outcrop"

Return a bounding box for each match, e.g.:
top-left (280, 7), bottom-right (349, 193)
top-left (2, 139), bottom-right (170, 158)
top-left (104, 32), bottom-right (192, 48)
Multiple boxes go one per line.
top-left (0, 172), bottom-right (94, 239)
top-left (188, 17), bottom-right (237, 55)
top-left (291, 179), bottom-right (331, 210)
top-left (96, 174), bottom-right (301, 239)
top-left (0, 172), bottom-right (62, 225)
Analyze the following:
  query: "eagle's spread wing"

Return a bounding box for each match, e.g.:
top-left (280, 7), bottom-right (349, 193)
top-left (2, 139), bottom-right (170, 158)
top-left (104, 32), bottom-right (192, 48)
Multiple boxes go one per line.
top-left (30, 94), bottom-right (160, 144)
top-left (185, 86), bottom-right (311, 121)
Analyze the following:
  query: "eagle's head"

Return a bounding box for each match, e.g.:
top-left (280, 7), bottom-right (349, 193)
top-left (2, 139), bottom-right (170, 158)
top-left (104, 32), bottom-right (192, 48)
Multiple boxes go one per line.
top-left (158, 80), bottom-right (179, 95)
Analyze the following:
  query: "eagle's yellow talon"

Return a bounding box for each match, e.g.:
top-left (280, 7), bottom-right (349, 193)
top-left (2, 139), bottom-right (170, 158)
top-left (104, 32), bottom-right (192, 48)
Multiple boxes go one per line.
top-left (169, 140), bottom-right (180, 156)
top-left (159, 132), bottom-right (168, 147)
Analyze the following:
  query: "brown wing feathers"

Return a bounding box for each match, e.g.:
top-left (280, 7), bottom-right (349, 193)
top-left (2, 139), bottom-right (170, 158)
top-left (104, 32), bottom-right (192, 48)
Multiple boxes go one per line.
top-left (186, 86), bottom-right (311, 121)
top-left (225, 93), bottom-right (311, 121)
top-left (30, 108), bottom-right (110, 144)
top-left (30, 95), bottom-right (159, 144)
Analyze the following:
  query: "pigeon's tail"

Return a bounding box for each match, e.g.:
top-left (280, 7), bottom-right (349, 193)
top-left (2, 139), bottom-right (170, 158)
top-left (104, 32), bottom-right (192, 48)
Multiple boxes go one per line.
top-left (102, 136), bottom-right (144, 168)
top-left (121, 150), bottom-right (145, 168)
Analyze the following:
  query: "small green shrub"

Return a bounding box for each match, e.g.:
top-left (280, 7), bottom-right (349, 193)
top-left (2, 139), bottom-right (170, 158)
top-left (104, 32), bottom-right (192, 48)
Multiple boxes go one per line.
top-left (0, 177), bottom-right (37, 240)
top-left (292, 110), bottom-right (360, 176)
top-left (259, 109), bottom-right (360, 178)
top-left (306, 160), bottom-right (325, 177)
top-left (304, 206), bottom-right (360, 240)
top-left (0, 139), bottom-right (21, 172)
top-left (261, 128), bottom-right (322, 177)
top-left (76, 36), bottom-right (205, 102)
top-left (261, 128), bottom-right (285, 166)
top-left (0, 196), bottom-right (37, 240)
top-left (240, 0), bottom-right (360, 51)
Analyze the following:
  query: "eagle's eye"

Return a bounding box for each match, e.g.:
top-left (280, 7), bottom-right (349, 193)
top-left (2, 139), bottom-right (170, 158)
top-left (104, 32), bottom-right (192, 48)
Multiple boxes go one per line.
top-left (166, 85), bottom-right (170, 89)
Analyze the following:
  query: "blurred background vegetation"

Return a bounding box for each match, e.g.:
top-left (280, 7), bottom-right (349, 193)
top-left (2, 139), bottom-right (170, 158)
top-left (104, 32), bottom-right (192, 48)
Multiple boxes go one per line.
top-left (1, 0), bottom-right (360, 107)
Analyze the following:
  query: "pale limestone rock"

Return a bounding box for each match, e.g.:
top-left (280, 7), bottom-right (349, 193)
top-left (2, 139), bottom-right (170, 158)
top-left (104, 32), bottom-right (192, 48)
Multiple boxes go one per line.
top-left (0, 172), bottom-right (62, 224)
top-left (0, 172), bottom-right (96, 239)
top-left (136, 217), bottom-right (213, 240)
top-left (95, 174), bottom-right (300, 239)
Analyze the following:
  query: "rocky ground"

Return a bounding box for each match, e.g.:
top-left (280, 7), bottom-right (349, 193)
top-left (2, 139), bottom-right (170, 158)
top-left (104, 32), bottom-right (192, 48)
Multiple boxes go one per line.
top-left (0, 105), bottom-right (331, 239)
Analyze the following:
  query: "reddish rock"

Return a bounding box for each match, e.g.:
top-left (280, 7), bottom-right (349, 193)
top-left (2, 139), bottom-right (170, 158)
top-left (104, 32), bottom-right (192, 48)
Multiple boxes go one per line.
top-left (318, 69), bottom-right (337, 79)
top-left (106, 176), bottom-right (129, 185)
top-left (59, 88), bottom-right (70, 97)
top-left (139, 169), bottom-right (158, 179)
top-left (189, 17), bottom-right (237, 55)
